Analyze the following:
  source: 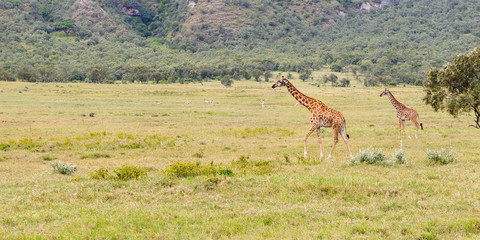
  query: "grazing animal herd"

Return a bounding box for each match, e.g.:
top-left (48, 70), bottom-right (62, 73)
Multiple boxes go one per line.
top-left (272, 76), bottom-right (422, 159)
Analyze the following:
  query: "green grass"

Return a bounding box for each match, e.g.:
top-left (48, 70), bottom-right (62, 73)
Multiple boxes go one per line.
top-left (0, 80), bottom-right (479, 239)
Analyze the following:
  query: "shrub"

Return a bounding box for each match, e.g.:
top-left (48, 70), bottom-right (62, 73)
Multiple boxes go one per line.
top-left (90, 167), bottom-right (113, 180)
top-left (351, 145), bottom-right (407, 166)
top-left (427, 148), bottom-right (456, 165)
top-left (51, 161), bottom-right (77, 175)
top-left (165, 161), bottom-right (234, 178)
top-left (113, 164), bottom-right (148, 180)
top-left (350, 148), bottom-right (388, 165)
top-left (220, 75), bottom-right (233, 87)
top-left (391, 147), bottom-right (406, 165)
top-left (90, 164), bottom-right (148, 180)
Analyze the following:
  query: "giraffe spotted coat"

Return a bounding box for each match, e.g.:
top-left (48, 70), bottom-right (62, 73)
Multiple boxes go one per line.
top-left (272, 77), bottom-right (353, 159)
top-left (380, 88), bottom-right (422, 139)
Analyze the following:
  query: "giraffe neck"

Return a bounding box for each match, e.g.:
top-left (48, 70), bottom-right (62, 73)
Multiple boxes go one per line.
top-left (387, 92), bottom-right (405, 111)
top-left (285, 80), bottom-right (315, 111)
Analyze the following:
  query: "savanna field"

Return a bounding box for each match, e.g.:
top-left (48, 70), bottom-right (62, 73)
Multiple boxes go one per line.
top-left (1, 77), bottom-right (479, 239)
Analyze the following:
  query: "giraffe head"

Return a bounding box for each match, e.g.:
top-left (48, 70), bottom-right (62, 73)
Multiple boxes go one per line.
top-left (379, 88), bottom-right (390, 97)
top-left (272, 76), bottom-right (289, 88)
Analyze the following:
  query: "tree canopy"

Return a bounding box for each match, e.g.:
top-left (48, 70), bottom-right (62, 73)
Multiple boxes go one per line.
top-left (424, 47), bottom-right (480, 128)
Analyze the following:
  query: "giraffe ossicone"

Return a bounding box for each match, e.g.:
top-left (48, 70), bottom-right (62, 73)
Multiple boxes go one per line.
top-left (272, 76), bottom-right (353, 159)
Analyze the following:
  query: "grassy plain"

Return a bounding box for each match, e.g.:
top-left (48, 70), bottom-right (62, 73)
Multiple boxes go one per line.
top-left (0, 79), bottom-right (479, 239)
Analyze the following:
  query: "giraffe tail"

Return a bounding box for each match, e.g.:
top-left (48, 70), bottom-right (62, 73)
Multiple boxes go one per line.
top-left (418, 116), bottom-right (423, 130)
top-left (343, 120), bottom-right (350, 139)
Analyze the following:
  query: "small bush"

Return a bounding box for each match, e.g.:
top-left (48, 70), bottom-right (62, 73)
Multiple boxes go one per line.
top-left (51, 160), bottom-right (77, 175)
top-left (351, 145), bottom-right (407, 166)
top-left (113, 164), bottom-right (148, 180)
top-left (391, 147), bottom-right (406, 165)
top-left (90, 164), bottom-right (148, 180)
top-left (90, 167), bottom-right (113, 180)
top-left (165, 161), bottom-right (234, 178)
top-left (166, 161), bottom-right (205, 177)
top-left (427, 148), bottom-right (456, 165)
top-left (350, 148), bottom-right (388, 165)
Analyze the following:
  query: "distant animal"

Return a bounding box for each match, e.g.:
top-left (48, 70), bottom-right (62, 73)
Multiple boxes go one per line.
top-left (89, 112), bottom-right (95, 117)
top-left (205, 100), bottom-right (213, 104)
top-left (183, 101), bottom-right (191, 106)
top-left (380, 88), bottom-right (423, 139)
top-left (272, 76), bottom-right (353, 159)
top-left (157, 102), bottom-right (164, 105)
top-left (261, 100), bottom-right (265, 108)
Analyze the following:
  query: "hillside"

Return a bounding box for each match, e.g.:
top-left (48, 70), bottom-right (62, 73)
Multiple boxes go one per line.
top-left (0, 0), bottom-right (478, 85)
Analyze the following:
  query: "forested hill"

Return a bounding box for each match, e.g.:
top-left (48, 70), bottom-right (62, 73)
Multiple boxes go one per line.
top-left (0, 0), bottom-right (478, 85)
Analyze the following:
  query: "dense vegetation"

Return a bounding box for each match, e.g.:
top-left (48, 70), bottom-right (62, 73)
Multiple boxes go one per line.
top-left (0, 0), bottom-right (478, 85)
top-left (424, 47), bottom-right (480, 128)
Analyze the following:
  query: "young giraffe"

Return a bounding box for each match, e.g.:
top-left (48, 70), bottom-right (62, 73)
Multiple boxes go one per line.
top-left (272, 76), bottom-right (353, 159)
top-left (380, 88), bottom-right (423, 139)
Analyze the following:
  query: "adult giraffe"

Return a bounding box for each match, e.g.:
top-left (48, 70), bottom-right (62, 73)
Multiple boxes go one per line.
top-left (380, 88), bottom-right (423, 139)
top-left (272, 76), bottom-right (353, 159)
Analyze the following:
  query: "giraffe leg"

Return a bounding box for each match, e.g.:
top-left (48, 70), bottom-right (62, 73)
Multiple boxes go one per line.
top-left (327, 127), bottom-right (340, 159)
top-left (398, 118), bottom-right (402, 138)
top-left (316, 129), bottom-right (324, 158)
top-left (304, 125), bottom-right (317, 157)
top-left (412, 118), bottom-right (420, 139)
top-left (340, 125), bottom-right (353, 158)
top-left (402, 120), bottom-right (412, 139)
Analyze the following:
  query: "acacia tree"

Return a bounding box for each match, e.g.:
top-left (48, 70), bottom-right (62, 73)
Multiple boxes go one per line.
top-left (55, 21), bottom-right (76, 36)
top-left (424, 48), bottom-right (480, 128)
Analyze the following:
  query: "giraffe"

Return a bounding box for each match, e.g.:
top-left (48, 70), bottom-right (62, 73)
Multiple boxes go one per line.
top-left (380, 88), bottom-right (423, 139)
top-left (272, 76), bottom-right (353, 159)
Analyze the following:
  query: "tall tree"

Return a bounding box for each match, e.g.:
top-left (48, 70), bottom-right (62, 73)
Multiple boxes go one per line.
top-left (424, 48), bottom-right (480, 128)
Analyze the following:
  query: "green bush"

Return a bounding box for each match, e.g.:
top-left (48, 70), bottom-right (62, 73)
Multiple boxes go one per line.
top-left (51, 161), bottom-right (77, 175)
top-left (351, 146), bottom-right (407, 166)
top-left (427, 148), bottom-right (456, 165)
top-left (113, 164), bottom-right (148, 180)
top-left (90, 167), bottom-right (113, 180)
top-left (391, 147), bottom-right (406, 165)
top-left (90, 164), bottom-right (148, 180)
top-left (165, 161), bottom-right (234, 178)
top-left (350, 148), bottom-right (388, 165)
